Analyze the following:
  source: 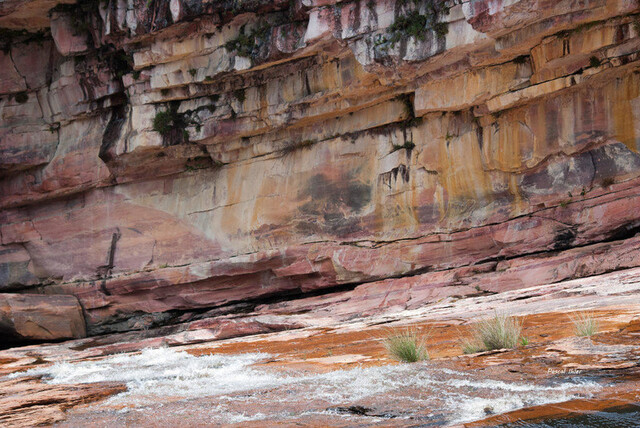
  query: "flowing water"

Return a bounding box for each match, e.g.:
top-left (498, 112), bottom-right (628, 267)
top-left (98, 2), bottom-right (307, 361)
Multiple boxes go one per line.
top-left (10, 347), bottom-right (606, 426)
top-left (499, 404), bottom-right (640, 427)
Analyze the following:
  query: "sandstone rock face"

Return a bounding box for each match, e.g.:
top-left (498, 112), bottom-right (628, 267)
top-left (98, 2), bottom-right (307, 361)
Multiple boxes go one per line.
top-left (0, 294), bottom-right (86, 344)
top-left (1, 0), bottom-right (640, 338)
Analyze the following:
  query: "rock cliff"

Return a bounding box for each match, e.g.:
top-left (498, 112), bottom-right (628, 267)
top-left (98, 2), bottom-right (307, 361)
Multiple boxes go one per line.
top-left (1, 0), bottom-right (640, 341)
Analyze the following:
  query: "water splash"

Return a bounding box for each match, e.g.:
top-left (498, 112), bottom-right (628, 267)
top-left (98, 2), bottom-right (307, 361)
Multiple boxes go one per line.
top-left (11, 347), bottom-right (602, 425)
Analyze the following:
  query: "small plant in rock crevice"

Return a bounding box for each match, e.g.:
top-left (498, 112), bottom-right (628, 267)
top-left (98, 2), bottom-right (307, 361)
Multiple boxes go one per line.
top-left (390, 141), bottom-right (416, 153)
top-left (152, 110), bottom-right (179, 135)
top-left (152, 99), bottom-right (218, 144)
top-left (384, 329), bottom-right (429, 362)
top-left (152, 106), bottom-right (194, 144)
top-left (397, 93), bottom-right (422, 128)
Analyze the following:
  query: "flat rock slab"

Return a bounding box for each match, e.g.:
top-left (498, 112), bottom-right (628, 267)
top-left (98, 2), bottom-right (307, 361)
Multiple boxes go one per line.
top-left (0, 293), bottom-right (86, 344)
top-left (0, 376), bottom-right (126, 428)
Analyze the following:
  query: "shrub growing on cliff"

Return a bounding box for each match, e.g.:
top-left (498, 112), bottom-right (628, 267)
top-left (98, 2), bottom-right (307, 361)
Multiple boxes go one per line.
top-left (389, 11), bottom-right (428, 44)
top-left (571, 312), bottom-right (599, 337)
top-left (152, 110), bottom-right (177, 135)
top-left (225, 23), bottom-right (271, 58)
top-left (387, 0), bottom-right (450, 46)
top-left (462, 313), bottom-right (523, 354)
top-left (384, 329), bottom-right (429, 362)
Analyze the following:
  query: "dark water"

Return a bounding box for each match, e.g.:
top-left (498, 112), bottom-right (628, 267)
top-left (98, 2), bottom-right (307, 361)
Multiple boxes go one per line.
top-left (500, 403), bottom-right (640, 427)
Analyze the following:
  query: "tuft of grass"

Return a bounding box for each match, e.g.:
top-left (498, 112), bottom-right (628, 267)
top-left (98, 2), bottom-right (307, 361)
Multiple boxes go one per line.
top-left (384, 329), bottom-right (429, 362)
top-left (462, 313), bottom-right (523, 354)
top-left (571, 312), bottom-right (599, 337)
top-left (589, 55), bottom-right (601, 68)
top-left (600, 176), bottom-right (615, 188)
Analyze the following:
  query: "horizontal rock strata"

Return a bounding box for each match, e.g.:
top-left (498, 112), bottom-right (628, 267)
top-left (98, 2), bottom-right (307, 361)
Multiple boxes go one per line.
top-left (1, 0), bottom-right (640, 339)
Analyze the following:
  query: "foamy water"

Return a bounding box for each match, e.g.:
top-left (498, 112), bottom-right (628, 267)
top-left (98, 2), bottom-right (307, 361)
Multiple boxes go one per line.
top-left (11, 347), bottom-right (602, 425)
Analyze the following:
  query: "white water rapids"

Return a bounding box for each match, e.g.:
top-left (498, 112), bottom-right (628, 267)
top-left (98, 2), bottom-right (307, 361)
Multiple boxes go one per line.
top-left (11, 347), bottom-right (601, 426)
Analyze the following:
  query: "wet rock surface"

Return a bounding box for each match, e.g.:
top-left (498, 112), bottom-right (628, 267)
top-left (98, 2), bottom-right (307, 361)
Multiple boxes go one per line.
top-left (1, 0), bottom-right (640, 423)
top-left (0, 376), bottom-right (126, 428)
top-left (0, 269), bottom-right (638, 426)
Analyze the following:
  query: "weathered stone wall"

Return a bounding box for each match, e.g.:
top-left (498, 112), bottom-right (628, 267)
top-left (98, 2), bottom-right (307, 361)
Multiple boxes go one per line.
top-left (1, 0), bottom-right (640, 337)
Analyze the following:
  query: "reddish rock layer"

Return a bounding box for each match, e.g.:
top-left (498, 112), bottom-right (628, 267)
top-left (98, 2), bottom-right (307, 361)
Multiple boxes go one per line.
top-left (1, 0), bottom-right (640, 338)
top-left (0, 294), bottom-right (86, 345)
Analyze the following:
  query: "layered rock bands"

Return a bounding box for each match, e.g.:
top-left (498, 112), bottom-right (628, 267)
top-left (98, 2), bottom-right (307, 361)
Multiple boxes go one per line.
top-left (1, 0), bottom-right (640, 341)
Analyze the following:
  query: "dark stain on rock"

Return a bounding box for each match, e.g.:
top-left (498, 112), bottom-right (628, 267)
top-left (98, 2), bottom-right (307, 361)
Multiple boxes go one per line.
top-left (519, 152), bottom-right (594, 197)
top-left (347, 1), bottom-right (362, 35)
top-left (302, 174), bottom-right (371, 214)
top-left (379, 164), bottom-right (410, 189)
top-left (96, 229), bottom-right (121, 280)
top-left (144, 0), bottom-right (174, 33)
top-left (591, 143), bottom-right (640, 185)
top-left (605, 222), bottom-right (640, 243)
top-left (417, 203), bottom-right (440, 224)
top-left (553, 228), bottom-right (577, 251)
top-left (99, 105), bottom-right (127, 164)
top-left (475, 120), bottom-right (484, 151)
top-left (297, 173), bottom-right (371, 236)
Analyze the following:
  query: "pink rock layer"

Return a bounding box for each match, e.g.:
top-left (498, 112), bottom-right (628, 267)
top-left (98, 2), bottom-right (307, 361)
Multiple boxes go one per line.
top-left (1, 0), bottom-right (640, 339)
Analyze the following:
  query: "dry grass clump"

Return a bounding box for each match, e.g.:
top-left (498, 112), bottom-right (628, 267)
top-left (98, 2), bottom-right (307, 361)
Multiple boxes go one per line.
top-left (384, 330), bottom-right (429, 363)
top-left (571, 312), bottom-right (599, 337)
top-left (462, 312), bottom-right (523, 354)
